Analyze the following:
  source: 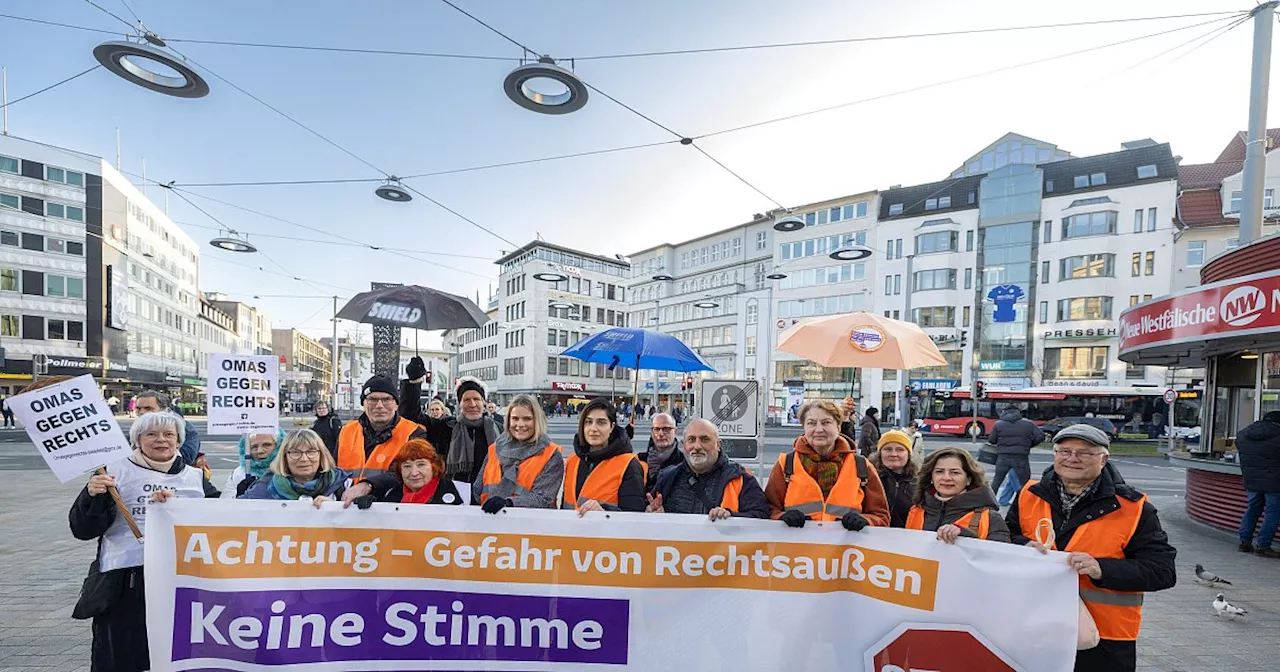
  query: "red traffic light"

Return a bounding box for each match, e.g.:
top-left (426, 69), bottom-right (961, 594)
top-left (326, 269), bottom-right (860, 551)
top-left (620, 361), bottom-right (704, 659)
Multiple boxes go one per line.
top-left (424, 371), bottom-right (433, 384)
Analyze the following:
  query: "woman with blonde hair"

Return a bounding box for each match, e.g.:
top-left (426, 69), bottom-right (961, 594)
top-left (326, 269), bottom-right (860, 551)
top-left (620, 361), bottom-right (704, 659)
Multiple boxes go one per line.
top-left (476, 394), bottom-right (565, 512)
top-left (427, 398), bottom-right (450, 419)
top-left (241, 429), bottom-right (360, 506)
top-left (906, 446), bottom-right (1010, 543)
top-left (764, 398), bottom-right (890, 529)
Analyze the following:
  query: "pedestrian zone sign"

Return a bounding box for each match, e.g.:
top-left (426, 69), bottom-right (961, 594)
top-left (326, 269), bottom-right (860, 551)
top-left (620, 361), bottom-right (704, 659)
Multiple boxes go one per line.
top-left (699, 379), bottom-right (759, 438)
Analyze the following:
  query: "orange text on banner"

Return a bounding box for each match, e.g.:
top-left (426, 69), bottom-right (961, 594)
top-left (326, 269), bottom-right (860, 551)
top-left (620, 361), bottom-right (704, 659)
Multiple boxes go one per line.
top-left (175, 526), bottom-right (938, 611)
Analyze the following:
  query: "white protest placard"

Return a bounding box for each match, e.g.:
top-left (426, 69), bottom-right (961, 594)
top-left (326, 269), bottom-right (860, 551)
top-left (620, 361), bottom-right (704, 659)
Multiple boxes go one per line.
top-left (207, 354), bottom-right (279, 434)
top-left (8, 374), bottom-right (131, 483)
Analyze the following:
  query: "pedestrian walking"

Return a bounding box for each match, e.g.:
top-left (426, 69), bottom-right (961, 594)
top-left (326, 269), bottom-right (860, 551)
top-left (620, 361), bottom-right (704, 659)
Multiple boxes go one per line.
top-left (1006, 424), bottom-right (1177, 672)
top-left (242, 429), bottom-right (366, 504)
top-left (564, 397), bottom-right (645, 514)
top-left (366, 438), bottom-right (463, 505)
top-left (310, 400), bottom-right (343, 460)
top-left (870, 430), bottom-right (919, 528)
top-left (647, 419), bottom-right (769, 519)
top-left (855, 406), bottom-right (881, 457)
top-left (223, 428), bottom-right (284, 497)
top-left (637, 412), bottom-right (682, 490)
top-left (0, 394), bottom-right (13, 427)
top-left (1234, 410), bottom-right (1280, 557)
top-left (126, 396), bottom-right (136, 418)
top-left (906, 447), bottom-right (1010, 542)
top-left (986, 405), bottom-right (1045, 500)
top-left (475, 394), bottom-right (564, 511)
top-left (69, 411), bottom-right (219, 672)
top-left (765, 399), bottom-right (891, 528)
top-left (134, 390), bottom-right (201, 466)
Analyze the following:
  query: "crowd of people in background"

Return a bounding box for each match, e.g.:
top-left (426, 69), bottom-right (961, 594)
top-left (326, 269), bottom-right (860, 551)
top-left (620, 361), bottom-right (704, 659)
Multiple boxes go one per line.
top-left (64, 356), bottom-right (1179, 672)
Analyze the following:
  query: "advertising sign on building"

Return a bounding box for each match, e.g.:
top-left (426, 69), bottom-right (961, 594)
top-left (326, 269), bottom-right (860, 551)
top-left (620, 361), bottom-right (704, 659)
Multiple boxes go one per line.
top-left (551, 381), bottom-right (587, 392)
top-left (1119, 268), bottom-right (1280, 354)
top-left (207, 354), bottom-right (279, 434)
top-left (8, 374), bottom-right (131, 483)
top-left (987, 285), bottom-right (1024, 323)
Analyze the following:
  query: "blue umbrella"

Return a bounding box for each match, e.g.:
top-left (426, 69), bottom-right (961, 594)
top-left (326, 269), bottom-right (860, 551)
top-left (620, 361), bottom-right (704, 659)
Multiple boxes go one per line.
top-left (561, 328), bottom-right (712, 412)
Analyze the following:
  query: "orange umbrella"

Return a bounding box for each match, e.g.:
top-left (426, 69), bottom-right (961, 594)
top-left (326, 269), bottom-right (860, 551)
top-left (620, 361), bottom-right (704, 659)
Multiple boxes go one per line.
top-left (776, 312), bottom-right (947, 369)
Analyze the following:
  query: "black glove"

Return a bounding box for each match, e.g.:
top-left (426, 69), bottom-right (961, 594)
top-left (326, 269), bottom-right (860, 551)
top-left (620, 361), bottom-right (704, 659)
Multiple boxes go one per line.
top-left (406, 356), bottom-right (426, 381)
top-left (780, 509), bottom-right (807, 528)
top-left (352, 494), bottom-right (376, 510)
top-left (482, 496), bottom-right (511, 514)
top-left (235, 476), bottom-right (257, 498)
top-left (841, 510), bottom-right (869, 531)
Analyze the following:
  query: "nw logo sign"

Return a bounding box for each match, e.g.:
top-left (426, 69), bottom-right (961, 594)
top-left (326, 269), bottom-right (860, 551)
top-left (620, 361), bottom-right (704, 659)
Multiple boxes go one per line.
top-left (1220, 286), bottom-right (1266, 327)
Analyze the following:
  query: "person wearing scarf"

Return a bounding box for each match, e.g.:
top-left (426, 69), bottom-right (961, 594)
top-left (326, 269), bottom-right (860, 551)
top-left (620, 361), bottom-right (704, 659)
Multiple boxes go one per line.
top-left (398, 361), bottom-right (501, 485)
top-left (367, 438), bottom-right (463, 505)
top-left (242, 429), bottom-right (357, 505)
top-left (475, 395), bottom-right (565, 512)
top-left (223, 428), bottom-right (284, 498)
top-left (637, 412), bottom-right (683, 491)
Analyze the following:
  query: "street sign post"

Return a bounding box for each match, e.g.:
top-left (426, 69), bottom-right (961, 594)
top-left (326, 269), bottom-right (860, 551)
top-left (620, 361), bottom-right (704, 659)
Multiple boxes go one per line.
top-left (698, 379), bottom-right (762, 473)
top-left (1163, 388), bottom-right (1177, 454)
top-left (865, 624), bottom-right (1020, 672)
top-left (1163, 388), bottom-right (1177, 405)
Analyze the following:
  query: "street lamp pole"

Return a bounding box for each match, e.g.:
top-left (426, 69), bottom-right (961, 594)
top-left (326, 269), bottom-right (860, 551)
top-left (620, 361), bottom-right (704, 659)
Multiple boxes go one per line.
top-left (896, 254), bottom-right (915, 428)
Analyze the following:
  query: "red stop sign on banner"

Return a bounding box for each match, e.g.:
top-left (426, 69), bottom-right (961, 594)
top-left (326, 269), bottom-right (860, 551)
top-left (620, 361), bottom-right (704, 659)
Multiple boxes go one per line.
top-left (865, 624), bottom-right (1022, 672)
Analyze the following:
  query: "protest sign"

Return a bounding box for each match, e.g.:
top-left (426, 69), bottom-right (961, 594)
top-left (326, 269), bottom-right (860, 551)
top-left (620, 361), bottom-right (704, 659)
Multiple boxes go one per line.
top-left (207, 354), bottom-right (278, 434)
top-left (8, 374), bottom-right (130, 483)
top-left (146, 501), bottom-right (1079, 672)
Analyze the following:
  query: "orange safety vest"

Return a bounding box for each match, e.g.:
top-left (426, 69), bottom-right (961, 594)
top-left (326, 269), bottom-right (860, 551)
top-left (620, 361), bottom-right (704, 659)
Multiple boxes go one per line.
top-left (719, 475), bottom-right (744, 512)
top-left (562, 452), bottom-right (638, 510)
top-left (337, 417), bottom-right (421, 483)
top-left (1018, 481), bottom-right (1147, 641)
top-left (904, 504), bottom-right (992, 539)
top-left (778, 450), bottom-right (868, 521)
top-left (478, 442), bottom-right (561, 504)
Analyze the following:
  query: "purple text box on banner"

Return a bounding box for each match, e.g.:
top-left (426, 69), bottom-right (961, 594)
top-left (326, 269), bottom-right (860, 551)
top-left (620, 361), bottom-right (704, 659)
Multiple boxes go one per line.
top-left (171, 587), bottom-right (630, 666)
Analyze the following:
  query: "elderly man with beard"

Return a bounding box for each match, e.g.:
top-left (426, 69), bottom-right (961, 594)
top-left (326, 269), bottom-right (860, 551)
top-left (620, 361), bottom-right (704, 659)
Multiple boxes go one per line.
top-left (646, 419), bottom-right (768, 520)
top-left (401, 357), bottom-right (501, 485)
top-left (637, 412), bottom-right (683, 490)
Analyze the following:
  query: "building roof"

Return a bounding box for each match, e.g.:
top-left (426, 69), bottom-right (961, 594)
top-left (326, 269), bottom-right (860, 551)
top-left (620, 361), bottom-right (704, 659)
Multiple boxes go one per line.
top-left (1177, 161), bottom-right (1243, 190)
top-left (878, 175), bottom-right (983, 220)
top-left (494, 240), bottom-right (630, 268)
top-left (1213, 128), bottom-right (1280, 162)
top-left (1176, 189), bottom-right (1234, 229)
top-left (1039, 142), bottom-right (1177, 197)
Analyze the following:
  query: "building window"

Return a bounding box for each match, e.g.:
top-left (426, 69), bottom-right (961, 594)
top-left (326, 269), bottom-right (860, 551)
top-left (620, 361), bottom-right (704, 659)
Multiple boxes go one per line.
top-left (1091, 173), bottom-right (1106, 186)
top-left (1143, 294), bottom-right (1152, 301)
top-left (893, 274), bottom-right (902, 295)
top-left (963, 305), bottom-right (971, 327)
top-left (45, 166), bottom-right (85, 187)
top-left (45, 274), bottom-right (84, 299)
top-left (746, 301), bottom-right (758, 324)
top-left (47, 319), bottom-right (84, 341)
top-left (1269, 189), bottom-right (1277, 209)
top-left (45, 202), bottom-right (85, 222)
top-left (1144, 251), bottom-right (1155, 276)
top-left (1061, 211), bottom-right (1117, 239)
top-left (1225, 238), bottom-right (1240, 252)
top-left (1039, 301), bottom-right (1048, 324)
top-left (856, 201), bottom-right (868, 217)
top-left (1073, 175), bottom-right (1088, 188)
top-left (1041, 260), bottom-right (1050, 283)
top-left (938, 195), bottom-right (951, 208)
top-left (885, 275), bottom-right (893, 295)
top-left (1133, 209), bottom-right (1143, 234)
top-left (1230, 191), bottom-right (1242, 213)
top-left (1060, 254), bottom-right (1114, 280)
top-left (0, 156), bottom-right (17, 174)
top-left (913, 269), bottom-right (957, 291)
top-left (755, 231), bottom-right (767, 250)
top-left (0, 193), bottom-right (16, 210)
top-left (0, 315), bottom-right (16, 337)
top-left (912, 306), bottom-right (955, 327)
top-left (1045, 179), bottom-right (1054, 193)
top-left (746, 336), bottom-right (757, 355)
top-left (1126, 361), bottom-right (1145, 380)
top-left (1187, 241), bottom-right (1206, 266)
top-left (1147, 207), bottom-right (1157, 232)
top-left (1130, 295), bottom-right (1140, 306)
top-left (1136, 164), bottom-right (1158, 179)
top-left (925, 198), bottom-right (938, 211)
top-left (965, 230), bottom-right (974, 251)
top-left (965, 267), bottom-right (973, 289)
top-left (1046, 346), bottom-right (1109, 379)
top-left (1057, 297), bottom-right (1113, 321)
top-left (915, 230), bottom-right (958, 255)
top-left (1131, 252), bottom-right (1141, 277)
top-left (1041, 221), bottom-right (1051, 244)
top-left (745, 367), bottom-right (756, 379)
top-left (888, 203), bottom-right (903, 216)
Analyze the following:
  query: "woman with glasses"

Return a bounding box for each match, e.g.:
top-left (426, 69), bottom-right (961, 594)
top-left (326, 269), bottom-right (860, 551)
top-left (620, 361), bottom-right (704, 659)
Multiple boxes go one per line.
top-left (223, 428), bottom-right (284, 497)
top-left (241, 429), bottom-right (360, 505)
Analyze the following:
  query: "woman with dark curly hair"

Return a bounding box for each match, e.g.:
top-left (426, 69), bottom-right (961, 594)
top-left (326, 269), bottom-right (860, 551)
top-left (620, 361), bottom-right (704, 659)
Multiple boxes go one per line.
top-left (906, 447), bottom-right (1010, 543)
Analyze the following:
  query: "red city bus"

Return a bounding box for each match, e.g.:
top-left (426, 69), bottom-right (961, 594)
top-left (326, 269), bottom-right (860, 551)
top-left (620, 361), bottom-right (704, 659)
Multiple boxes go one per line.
top-left (920, 386), bottom-right (1202, 439)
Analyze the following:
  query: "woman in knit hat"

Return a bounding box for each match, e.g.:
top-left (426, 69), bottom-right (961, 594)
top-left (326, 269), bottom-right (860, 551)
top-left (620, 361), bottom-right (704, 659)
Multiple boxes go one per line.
top-left (870, 429), bottom-right (920, 528)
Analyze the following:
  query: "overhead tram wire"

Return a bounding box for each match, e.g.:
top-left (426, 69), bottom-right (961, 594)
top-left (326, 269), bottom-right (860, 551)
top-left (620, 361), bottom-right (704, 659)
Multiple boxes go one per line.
top-left (168, 219), bottom-right (493, 259)
top-left (0, 66), bottom-right (102, 111)
top-left (0, 13), bottom-right (124, 35)
top-left (160, 39), bottom-right (519, 62)
top-left (82, 0), bottom-right (137, 31)
top-left (694, 12), bottom-right (1248, 140)
top-left (437, 0), bottom-right (538, 53)
top-left (114, 0), bottom-right (143, 26)
top-left (1098, 13), bottom-right (1252, 82)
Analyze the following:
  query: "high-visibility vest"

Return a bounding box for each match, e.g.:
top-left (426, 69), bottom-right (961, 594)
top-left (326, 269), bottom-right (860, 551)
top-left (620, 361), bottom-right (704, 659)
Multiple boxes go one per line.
top-left (478, 442), bottom-right (561, 504)
top-left (337, 417), bottom-right (421, 483)
top-left (562, 452), bottom-right (638, 510)
top-left (778, 450), bottom-right (868, 521)
top-left (1018, 480), bottom-right (1147, 641)
top-left (100, 458), bottom-right (205, 571)
top-left (719, 475), bottom-right (744, 512)
top-left (905, 504), bottom-right (992, 539)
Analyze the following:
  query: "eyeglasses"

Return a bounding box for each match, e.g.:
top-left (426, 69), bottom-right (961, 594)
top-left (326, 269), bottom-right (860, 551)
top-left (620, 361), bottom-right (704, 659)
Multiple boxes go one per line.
top-left (365, 396), bottom-right (397, 406)
top-left (286, 449), bottom-right (321, 459)
top-left (1053, 448), bottom-right (1105, 459)
top-left (652, 426), bottom-right (676, 432)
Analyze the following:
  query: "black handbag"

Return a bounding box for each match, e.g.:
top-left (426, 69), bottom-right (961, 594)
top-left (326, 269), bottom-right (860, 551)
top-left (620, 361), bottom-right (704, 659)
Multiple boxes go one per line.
top-left (977, 445), bottom-right (999, 465)
top-left (71, 559), bottom-right (125, 620)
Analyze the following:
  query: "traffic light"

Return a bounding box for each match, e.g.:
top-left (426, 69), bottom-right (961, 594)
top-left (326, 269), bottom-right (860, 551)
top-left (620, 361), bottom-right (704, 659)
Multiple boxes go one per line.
top-left (424, 371), bottom-right (433, 385)
top-left (974, 380), bottom-right (986, 400)
top-left (683, 376), bottom-right (694, 391)
top-left (904, 385), bottom-right (913, 396)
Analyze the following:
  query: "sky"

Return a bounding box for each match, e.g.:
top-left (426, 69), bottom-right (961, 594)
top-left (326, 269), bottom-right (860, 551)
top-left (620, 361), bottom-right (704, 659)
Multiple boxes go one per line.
top-left (0, 0), bottom-right (1273, 347)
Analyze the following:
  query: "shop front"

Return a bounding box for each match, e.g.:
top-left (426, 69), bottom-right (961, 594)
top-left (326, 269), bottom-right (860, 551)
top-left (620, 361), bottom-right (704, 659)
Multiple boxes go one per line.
top-left (0, 355), bottom-right (131, 398)
top-left (1118, 235), bottom-right (1280, 544)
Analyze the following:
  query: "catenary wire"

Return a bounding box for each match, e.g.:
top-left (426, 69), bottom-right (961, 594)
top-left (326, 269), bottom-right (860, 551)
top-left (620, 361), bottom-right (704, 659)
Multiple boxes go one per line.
top-left (162, 38), bottom-right (519, 62)
top-left (1163, 13), bottom-right (1254, 66)
top-left (0, 13), bottom-right (124, 35)
top-left (568, 10), bottom-right (1249, 60)
top-left (689, 144), bottom-right (785, 210)
top-left (1100, 12), bottom-right (1252, 82)
top-left (398, 182), bottom-right (517, 248)
top-left (695, 12), bottom-right (1247, 139)
top-left (82, 0), bottom-right (136, 31)
top-left (437, 0), bottom-right (536, 54)
top-left (0, 66), bottom-right (102, 110)
top-left (115, 0), bottom-right (143, 26)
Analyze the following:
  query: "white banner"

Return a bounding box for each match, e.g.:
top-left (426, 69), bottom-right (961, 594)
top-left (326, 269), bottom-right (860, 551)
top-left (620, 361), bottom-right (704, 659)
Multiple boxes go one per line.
top-left (145, 501), bottom-right (1078, 672)
top-left (8, 374), bottom-right (130, 482)
top-left (207, 354), bottom-right (279, 434)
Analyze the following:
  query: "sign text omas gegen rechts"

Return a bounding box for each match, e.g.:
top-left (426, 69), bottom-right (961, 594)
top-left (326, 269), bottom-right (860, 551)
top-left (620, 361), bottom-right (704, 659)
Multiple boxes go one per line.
top-left (208, 354), bottom-right (279, 434)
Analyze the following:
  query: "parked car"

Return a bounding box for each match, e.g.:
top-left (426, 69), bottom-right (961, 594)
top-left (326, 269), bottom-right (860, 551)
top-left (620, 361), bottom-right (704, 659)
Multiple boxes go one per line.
top-left (1040, 416), bottom-right (1118, 441)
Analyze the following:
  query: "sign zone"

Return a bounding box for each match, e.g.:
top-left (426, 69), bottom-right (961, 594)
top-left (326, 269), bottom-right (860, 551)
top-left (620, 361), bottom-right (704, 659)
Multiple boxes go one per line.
top-left (700, 380), bottom-right (759, 438)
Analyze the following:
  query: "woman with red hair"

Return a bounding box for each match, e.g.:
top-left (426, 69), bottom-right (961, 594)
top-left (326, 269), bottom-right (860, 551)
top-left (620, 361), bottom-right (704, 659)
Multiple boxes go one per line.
top-left (369, 438), bottom-right (463, 505)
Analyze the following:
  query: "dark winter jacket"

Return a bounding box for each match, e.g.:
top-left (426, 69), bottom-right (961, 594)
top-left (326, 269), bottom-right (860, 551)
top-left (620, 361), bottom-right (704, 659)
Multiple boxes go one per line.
top-left (400, 381), bottom-right (494, 483)
top-left (986, 409), bottom-right (1045, 456)
top-left (571, 425), bottom-right (646, 512)
top-left (240, 468), bottom-right (355, 500)
top-left (69, 458), bottom-right (220, 672)
top-left (651, 452), bottom-right (769, 518)
top-left (637, 437), bottom-right (684, 490)
top-left (1005, 463), bottom-right (1177, 672)
top-left (371, 477), bottom-right (465, 505)
top-left (855, 415), bottom-right (881, 456)
top-left (178, 419), bottom-right (200, 467)
top-left (1236, 413), bottom-right (1280, 494)
top-left (878, 466), bottom-right (917, 528)
top-left (311, 412), bottom-right (344, 460)
top-left (916, 486), bottom-right (1011, 542)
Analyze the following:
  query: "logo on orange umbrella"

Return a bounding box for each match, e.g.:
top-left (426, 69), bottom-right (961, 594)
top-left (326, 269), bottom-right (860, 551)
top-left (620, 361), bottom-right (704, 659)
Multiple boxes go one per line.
top-left (849, 325), bottom-right (886, 352)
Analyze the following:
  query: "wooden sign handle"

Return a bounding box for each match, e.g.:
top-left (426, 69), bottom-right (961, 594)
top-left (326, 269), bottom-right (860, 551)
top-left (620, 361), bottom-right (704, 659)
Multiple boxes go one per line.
top-left (95, 467), bottom-right (143, 540)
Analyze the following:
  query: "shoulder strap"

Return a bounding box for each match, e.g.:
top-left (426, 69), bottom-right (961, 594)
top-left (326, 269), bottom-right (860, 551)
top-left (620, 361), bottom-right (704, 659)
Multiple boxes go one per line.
top-left (968, 510), bottom-right (986, 536)
top-left (784, 451), bottom-right (794, 482)
top-left (854, 454), bottom-right (868, 487)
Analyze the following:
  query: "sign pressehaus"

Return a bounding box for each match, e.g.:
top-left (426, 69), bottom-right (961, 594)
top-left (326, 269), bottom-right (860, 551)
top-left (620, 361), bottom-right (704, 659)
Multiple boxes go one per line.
top-left (1118, 269), bottom-right (1280, 352)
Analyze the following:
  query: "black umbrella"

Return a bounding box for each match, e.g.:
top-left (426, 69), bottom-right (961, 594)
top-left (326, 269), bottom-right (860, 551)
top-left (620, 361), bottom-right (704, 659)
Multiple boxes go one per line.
top-left (336, 285), bottom-right (488, 330)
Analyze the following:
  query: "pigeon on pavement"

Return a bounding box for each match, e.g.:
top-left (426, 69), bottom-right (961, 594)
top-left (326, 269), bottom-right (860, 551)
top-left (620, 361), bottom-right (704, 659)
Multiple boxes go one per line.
top-left (1213, 593), bottom-right (1247, 619)
top-left (1195, 564), bottom-right (1233, 585)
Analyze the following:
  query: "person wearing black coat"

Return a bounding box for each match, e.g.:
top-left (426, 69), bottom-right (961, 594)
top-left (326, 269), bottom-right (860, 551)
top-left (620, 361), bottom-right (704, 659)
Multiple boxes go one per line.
top-left (401, 358), bottom-right (499, 485)
top-left (986, 406), bottom-right (1045, 503)
top-left (310, 400), bottom-right (343, 460)
top-left (855, 407), bottom-right (881, 457)
top-left (569, 399), bottom-right (646, 513)
top-left (869, 429), bottom-right (919, 528)
top-left (647, 419), bottom-right (769, 519)
top-left (1235, 410), bottom-right (1280, 557)
top-left (1006, 424), bottom-right (1176, 672)
top-left (637, 413), bottom-right (683, 490)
